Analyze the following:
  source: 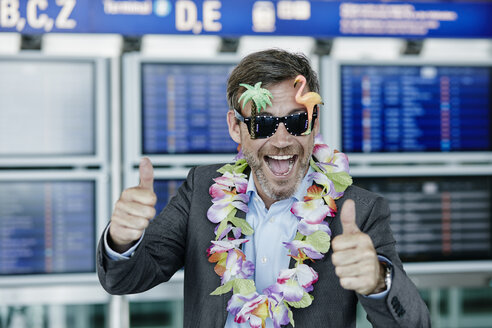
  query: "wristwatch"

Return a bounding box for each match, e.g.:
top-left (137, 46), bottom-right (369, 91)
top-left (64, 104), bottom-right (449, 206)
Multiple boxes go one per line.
top-left (381, 261), bottom-right (393, 290)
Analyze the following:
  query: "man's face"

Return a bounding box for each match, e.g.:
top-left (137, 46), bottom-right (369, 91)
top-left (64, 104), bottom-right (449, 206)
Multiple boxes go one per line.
top-left (227, 79), bottom-right (319, 207)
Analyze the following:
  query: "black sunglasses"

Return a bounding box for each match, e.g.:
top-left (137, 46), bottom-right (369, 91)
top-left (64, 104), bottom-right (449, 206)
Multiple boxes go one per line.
top-left (234, 106), bottom-right (318, 139)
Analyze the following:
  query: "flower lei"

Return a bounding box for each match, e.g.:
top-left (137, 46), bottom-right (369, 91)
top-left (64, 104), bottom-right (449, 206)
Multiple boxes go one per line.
top-left (206, 135), bottom-right (352, 328)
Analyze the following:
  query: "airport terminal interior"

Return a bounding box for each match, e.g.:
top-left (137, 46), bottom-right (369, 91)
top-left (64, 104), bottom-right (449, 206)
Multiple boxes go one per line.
top-left (1, 2), bottom-right (492, 328)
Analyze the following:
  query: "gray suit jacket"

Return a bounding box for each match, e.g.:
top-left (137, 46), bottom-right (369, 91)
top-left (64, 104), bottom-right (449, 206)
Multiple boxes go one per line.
top-left (97, 164), bottom-right (430, 327)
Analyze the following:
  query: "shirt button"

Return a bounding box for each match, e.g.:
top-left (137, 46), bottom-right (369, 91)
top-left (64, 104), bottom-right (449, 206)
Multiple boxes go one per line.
top-left (269, 217), bottom-right (275, 223)
top-left (261, 257), bottom-right (268, 264)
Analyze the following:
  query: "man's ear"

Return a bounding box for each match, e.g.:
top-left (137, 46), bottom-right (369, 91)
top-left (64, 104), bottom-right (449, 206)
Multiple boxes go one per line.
top-left (227, 110), bottom-right (242, 144)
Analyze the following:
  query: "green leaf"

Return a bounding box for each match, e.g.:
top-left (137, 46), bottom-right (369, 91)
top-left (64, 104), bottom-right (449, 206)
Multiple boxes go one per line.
top-left (240, 83), bottom-right (254, 90)
top-left (294, 232), bottom-right (305, 241)
top-left (287, 291), bottom-right (313, 309)
top-left (226, 209), bottom-right (238, 220)
top-left (233, 279), bottom-right (256, 295)
top-left (325, 171), bottom-right (353, 192)
top-left (217, 163), bottom-right (235, 174)
top-left (233, 160), bottom-right (248, 174)
top-left (305, 231), bottom-right (331, 253)
top-left (254, 97), bottom-right (265, 112)
top-left (210, 280), bottom-right (234, 295)
top-left (286, 302), bottom-right (295, 327)
top-left (215, 219), bottom-right (230, 241)
top-left (229, 216), bottom-right (254, 236)
top-left (309, 158), bottom-right (323, 174)
top-left (217, 160), bottom-right (248, 176)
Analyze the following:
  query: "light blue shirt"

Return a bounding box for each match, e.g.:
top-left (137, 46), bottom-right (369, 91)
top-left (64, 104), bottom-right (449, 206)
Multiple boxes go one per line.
top-left (224, 168), bottom-right (314, 328)
top-left (105, 168), bottom-right (390, 328)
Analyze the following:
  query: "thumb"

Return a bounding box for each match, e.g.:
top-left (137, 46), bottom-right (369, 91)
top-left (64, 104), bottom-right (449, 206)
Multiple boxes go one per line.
top-left (139, 157), bottom-right (154, 192)
top-left (340, 199), bottom-right (360, 234)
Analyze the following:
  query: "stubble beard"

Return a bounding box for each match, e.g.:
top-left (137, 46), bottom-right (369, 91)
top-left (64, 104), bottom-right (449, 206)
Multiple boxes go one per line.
top-left (242, 143), bottom-right (314, 201)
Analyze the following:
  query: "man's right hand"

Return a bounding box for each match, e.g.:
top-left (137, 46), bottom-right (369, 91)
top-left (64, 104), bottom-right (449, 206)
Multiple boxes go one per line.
top-left (108, 157), bottom-right (157, 253)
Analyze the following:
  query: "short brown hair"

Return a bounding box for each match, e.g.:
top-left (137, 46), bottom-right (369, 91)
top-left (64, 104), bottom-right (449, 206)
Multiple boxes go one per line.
top-left (226, 49), bottom-right (319, 111)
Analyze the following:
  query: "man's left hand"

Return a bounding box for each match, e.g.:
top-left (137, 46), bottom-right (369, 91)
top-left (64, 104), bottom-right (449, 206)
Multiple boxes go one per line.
top-left (331, 199), bottom-right (386, 295)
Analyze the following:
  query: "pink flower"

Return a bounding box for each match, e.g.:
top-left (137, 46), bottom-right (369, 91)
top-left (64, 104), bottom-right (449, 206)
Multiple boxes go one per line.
top-left (290, 184), bottom-right (336, 235)
top-left (227, 293), bottom-right (269, 328)
top-left (209, 183), bottom-right (227, 199)
top-left (263, 264), bottom-right (318, 303)
top-left (213, 171), bottom-right (248, 194)
top-left (291, 198), bottom-right (333, 225)
top-left (278, 264), bottom-right (318, 290)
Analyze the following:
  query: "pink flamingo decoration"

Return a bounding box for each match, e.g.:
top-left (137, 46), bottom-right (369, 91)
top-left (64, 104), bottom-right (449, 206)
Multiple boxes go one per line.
top-left (294, 75), bottom-right (324, 135)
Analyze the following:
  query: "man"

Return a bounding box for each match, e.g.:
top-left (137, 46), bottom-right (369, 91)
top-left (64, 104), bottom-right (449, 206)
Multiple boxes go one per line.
top-left (98, 49), bottom-right (430, 327)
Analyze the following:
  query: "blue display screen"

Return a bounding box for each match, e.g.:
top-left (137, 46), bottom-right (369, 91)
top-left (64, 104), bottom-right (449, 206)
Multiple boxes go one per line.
top-left (141, 62), bottom-right (238, 154)
top-left (0, 181), bottom-right (95, 275)
top-left (341, 65), bottom-right (492, 153)
top-left (355, 176), bottom-right (492, 262)
top-left (153, 179), bottom-right (185, 217)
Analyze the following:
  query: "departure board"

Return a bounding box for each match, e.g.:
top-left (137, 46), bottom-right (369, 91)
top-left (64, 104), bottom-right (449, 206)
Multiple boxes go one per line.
top-left (0, 181), bottom-right (95, 275)
top-left (355, 176), bottom-right (492, 262)
top-left (153, 179), bottom-right (184, 217)
top-left (340, 65), bottom-right (492, 153)
top-left (0, 59), bottom-right (95, 156)
top-left (141, 63), bottom-right (238, 154)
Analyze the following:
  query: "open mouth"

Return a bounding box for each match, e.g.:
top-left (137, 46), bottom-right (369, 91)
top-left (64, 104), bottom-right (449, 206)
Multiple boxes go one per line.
top-left (264, 155), bottom-right (298, 177)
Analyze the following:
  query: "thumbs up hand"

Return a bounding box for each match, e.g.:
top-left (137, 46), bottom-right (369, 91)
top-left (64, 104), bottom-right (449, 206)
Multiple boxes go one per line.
top-left (331, 199), bottom-right (387, 295)
top-left (109, 158), bottom-right (157, 253)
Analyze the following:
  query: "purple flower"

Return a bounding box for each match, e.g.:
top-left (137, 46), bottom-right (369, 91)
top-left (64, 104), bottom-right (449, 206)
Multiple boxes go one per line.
top-left (298, 219), bottom-right (331, 236)
top-left (227, 293), bottom-right (269, 328)
top-left (234, 147), bottom-right (245, 161)
top-left (207, 191), bottom-right (249, 224)
top-left (263, 290), bottom-right (290, 328)
top-left (215, 224), bottom-right (242, 240)
top-left (263, 264), bottom-right (319, 306)
top-left (308, 172), bottom-right (344, 200)
top-left (283, 240), bottom-right (324, 260)
top-left (312, 139), bottom-right (350, 175)
top-left (207, 238), bottom-right (249, 256)
top-left (222, 249), bottom-right (255, 284)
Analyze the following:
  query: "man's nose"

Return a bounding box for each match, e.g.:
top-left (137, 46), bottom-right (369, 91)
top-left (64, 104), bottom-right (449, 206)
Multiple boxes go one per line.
top-left (269, 122), bottom-right (293, 147)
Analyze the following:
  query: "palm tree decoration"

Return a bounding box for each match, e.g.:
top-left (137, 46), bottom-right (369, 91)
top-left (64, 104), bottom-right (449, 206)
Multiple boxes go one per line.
top-left (238, 82), bottom-right (273, 139)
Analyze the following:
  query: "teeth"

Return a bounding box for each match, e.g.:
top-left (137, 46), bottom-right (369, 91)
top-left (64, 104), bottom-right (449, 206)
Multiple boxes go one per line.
top-left (268, 155), bottom-right (294, 160)
top-left (265, 155), bottom-right (296, 176)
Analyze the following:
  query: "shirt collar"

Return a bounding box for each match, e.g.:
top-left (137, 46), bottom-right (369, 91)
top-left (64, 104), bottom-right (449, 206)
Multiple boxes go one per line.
top-left (246, 165), bottom-right (314, 202)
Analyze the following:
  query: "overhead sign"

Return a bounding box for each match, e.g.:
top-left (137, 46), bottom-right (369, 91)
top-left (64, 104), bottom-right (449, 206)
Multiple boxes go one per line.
top-left (0, 1), bottom-right (491, 38)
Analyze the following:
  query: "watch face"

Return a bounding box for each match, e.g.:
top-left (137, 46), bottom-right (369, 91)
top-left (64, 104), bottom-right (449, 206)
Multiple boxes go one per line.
top-left (384, 265), bottom-right (392, 290)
